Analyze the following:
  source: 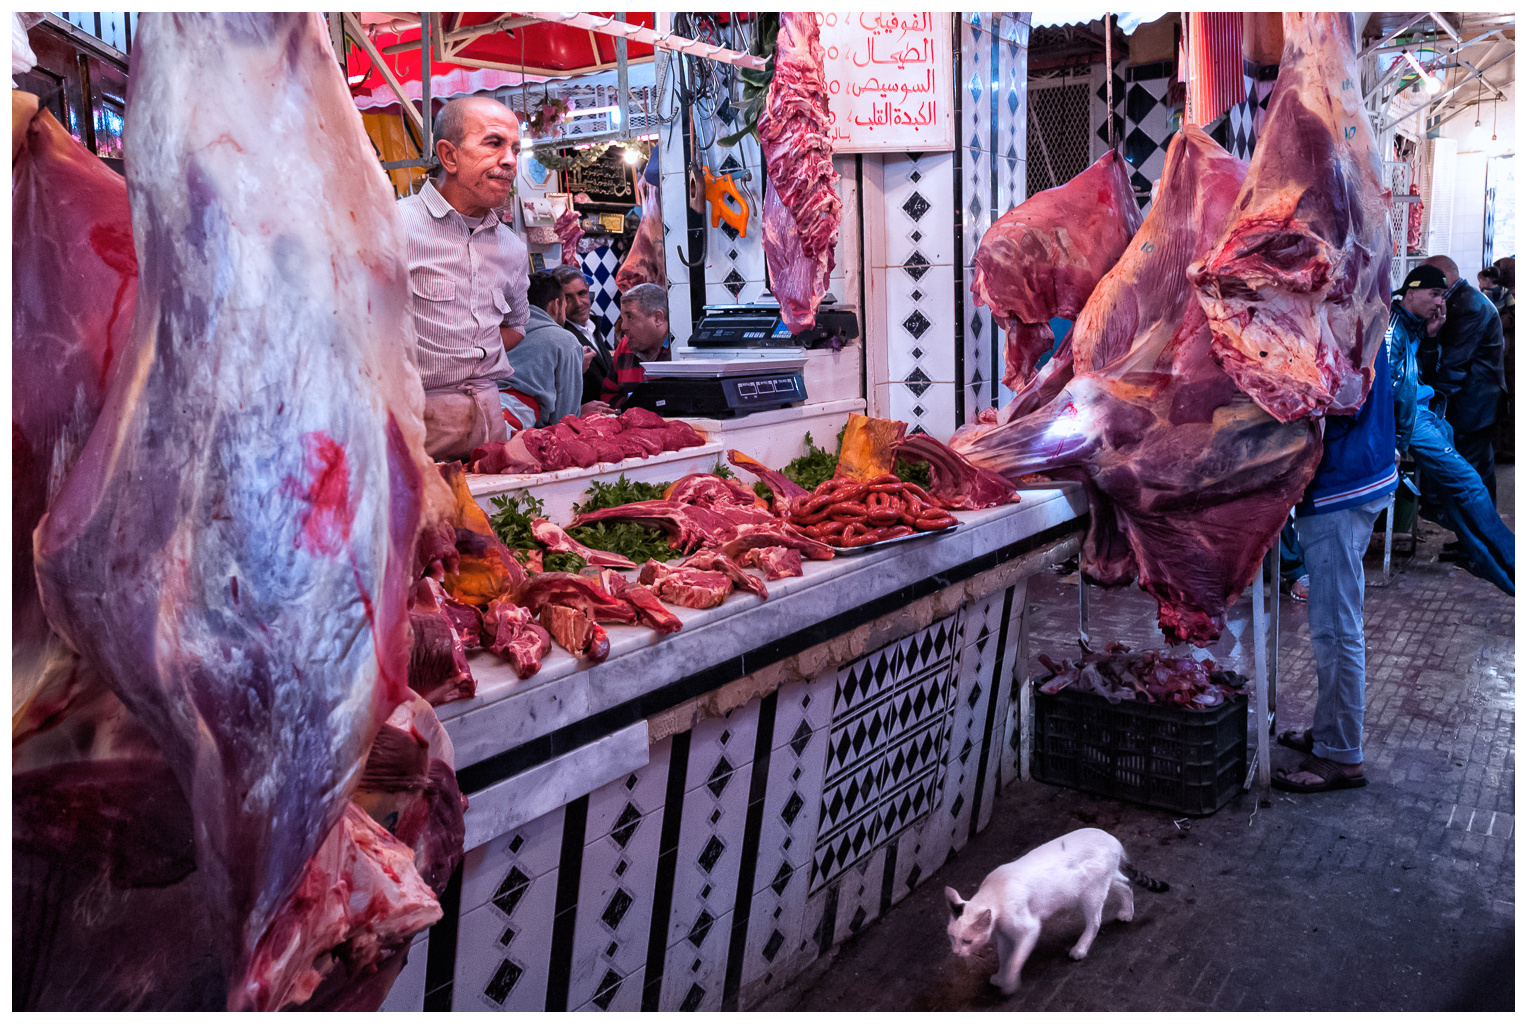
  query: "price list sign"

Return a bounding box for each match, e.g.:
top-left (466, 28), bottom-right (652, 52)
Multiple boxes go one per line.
top-left (817, 12), bottom-right (954, 153)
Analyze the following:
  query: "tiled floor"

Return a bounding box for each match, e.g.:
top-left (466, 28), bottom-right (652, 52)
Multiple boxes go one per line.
top-left (765, 468), bottom-right (1514, 1011)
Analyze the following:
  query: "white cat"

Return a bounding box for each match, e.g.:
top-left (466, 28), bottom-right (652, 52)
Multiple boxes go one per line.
top-left (944, 827), bottom-right (1167, 995)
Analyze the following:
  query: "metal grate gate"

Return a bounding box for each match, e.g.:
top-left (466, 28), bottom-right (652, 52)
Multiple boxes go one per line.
top-left (1026, 79), bottom-right (1092, 197)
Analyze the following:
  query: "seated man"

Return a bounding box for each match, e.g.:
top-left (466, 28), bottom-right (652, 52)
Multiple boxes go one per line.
top-left (550, 263), bottom-right (615, 406)
top-left (499, 271), bottom-right (586, 430)
top-left (397, 96), bottom-right (530, 461)
top-left (1390, 264), bottom-right (1514, 595)
top-left (601, 282), bottom-right (672, 407)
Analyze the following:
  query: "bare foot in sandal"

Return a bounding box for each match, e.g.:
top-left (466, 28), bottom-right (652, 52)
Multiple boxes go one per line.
top-left (1272, 755), bottom-right (1366, 793)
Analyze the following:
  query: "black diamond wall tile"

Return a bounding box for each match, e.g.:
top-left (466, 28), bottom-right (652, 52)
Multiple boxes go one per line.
top-left (680, 983), bottom-right (705, 1011)
top-left (508, 834), bottom-right (525, 853)
top-left (790, 720), bottom-right (813, 757)
top-left (484, 958), bottom-right (524, 1005)
top-left (492, 866), bottom-right (531, 917)
top-left (903, 251), bottom-right (932, 281)
top-left (498, 925), bottom-right (516, 947)
top-left (698, 835), bottom-right (725, 873)
top-left (850, 906), bottom-right (868, 933)
top-left (687, 909), bottom-right (716, 947)
top-left (602, 887), bottom-right (634, 929)
top-left (611, 803), bottom-right (642, 848)
top-left (771, 860), bottom-right (794, 896)
top-left (722, 268), bottom-right (745, 297)
top-left (782, 791), bottom-right (804, 825)
top-left (592, 970), bottom-right (623, 1010)
top-left (707, 756), bottom-right (735, 798)
top-left (720, 221), bottom-right (741, 242)
top-left (762, 929), bottom-right (786, 962)
top-left (903, 367), bottom-right (932, 397)
top-left (902, 191), bottom-right (930, 221)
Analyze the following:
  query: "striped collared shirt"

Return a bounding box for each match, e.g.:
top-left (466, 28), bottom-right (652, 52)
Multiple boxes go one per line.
top-left (397, 180), bottom-right (530, 390)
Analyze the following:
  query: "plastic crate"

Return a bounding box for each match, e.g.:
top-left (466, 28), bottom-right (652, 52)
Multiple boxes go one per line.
top-left (1031, 683), bottom-right (1247, 816)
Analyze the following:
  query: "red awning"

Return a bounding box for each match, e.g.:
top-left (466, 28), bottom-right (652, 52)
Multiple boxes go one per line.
top-left (346, 12), bottom-right (657, 108)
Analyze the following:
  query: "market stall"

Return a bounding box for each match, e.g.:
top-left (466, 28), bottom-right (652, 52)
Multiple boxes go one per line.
top-left (14, 8), bottom-right (1511, 1015)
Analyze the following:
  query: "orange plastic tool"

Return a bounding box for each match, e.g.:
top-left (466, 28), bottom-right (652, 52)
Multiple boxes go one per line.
top-left (703, 166), bottom-right (750, 237)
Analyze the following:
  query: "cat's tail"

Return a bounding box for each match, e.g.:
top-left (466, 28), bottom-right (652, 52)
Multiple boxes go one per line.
top-left (1121, 862), bottom-right (1169, 892)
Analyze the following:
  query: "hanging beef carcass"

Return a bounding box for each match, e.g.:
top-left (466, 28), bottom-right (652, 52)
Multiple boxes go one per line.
top-left (954, 127), bottom-right (1322, 645)
top-left (31, 13), bottom-right (445, 1007)
top-left (12, 106), bottom-right (140, 717)
top-left (970, 151), bottom-right (1143, 392)
top-left (1188, 12), bottom-right (1391, 422)
top-left (615, 179), bottom-right (666, 290)
top-left (758, 12), bottom-right (842, 333)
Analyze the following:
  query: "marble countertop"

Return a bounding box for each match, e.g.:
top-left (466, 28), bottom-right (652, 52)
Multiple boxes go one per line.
top-left (437, 484), bottom-right (1088, 776)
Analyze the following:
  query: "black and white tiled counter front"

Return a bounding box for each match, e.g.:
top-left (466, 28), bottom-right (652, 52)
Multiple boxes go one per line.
top-left (383, 487), bottom-right (1088, 1011)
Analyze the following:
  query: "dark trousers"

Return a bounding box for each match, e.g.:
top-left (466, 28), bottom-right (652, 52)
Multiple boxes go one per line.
top-left (1452, 424), bottom-right (1498, 507)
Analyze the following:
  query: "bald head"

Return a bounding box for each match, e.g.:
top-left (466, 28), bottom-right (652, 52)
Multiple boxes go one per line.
top-left (1423, 255), bottom-right (1460, 286)
top-left (433, 97), bottom-right (520, 218)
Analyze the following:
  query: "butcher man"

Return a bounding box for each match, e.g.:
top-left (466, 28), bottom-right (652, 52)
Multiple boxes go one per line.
top-left (398, 96), bottom-right (530, 461)
top-left (600, 283), bottom-right (671, 407)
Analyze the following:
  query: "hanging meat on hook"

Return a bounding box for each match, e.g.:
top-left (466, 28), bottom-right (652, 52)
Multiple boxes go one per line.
top-left (758, 12), bottom-right (842, 333)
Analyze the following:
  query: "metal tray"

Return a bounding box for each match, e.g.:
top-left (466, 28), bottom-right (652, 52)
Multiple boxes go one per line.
top-left (831, 523), bottom-right (957, 555)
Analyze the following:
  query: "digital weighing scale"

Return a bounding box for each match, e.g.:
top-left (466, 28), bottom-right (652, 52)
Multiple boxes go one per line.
top-left (617, 351), bottom-right (808, 418)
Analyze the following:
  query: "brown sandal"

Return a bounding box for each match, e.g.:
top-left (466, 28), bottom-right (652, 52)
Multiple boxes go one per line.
top-left (1276, 727), bottom-right (1314, 753)
top-left (1272, 755), bottom-right (1367, 793)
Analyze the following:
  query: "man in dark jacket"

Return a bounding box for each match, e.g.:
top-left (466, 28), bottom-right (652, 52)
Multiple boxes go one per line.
top-left (1418, 255), bottom-right (1506, 505)
top-left (1391, 264), bottom-right (1514, 595)
top-left (1272, 339), bottom-right (1397, 794)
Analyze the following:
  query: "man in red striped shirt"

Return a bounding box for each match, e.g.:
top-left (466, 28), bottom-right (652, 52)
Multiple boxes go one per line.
top-left (601, 282), bottom-right (672, 407)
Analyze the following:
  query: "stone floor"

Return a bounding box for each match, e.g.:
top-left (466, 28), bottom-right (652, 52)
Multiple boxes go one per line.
top-left (765, 468), bottom-right (1515, 1012)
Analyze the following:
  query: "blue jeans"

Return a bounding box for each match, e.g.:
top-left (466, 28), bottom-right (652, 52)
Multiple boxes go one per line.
top-left (1409, 408), bottom-right (1514, 595)
top-left (1295, 496), bottom-right (1389, 765)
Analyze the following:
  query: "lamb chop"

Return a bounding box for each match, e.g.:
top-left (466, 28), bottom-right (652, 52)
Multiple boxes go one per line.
top-left (539, 604), bottom-right (610, 663)
top-left (757, 12), bottom-right (842, 333)
top-left (530, 517), bottom-right (636, 569)
top-left (639, 561), bottom-right (735, 610)
top-left (569, 500), bottom-right (751, 554)
top-left (953, 126), bottom-right (1323, 645)
top-left (30, 14), bottom-right (446, 1006)
top-left (1188, 13), bottom-right (1392, 422)
top-left (619, 583), bottom-right (685, 634)
top-left (970, 150), bottom-right (1144, 390)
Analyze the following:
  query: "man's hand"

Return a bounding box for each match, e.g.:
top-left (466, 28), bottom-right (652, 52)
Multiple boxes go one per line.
top-left (501, 326), bottom-right (524, 353)
top-left (1425, 307), bottom-right (1446, 337)
top-left (580, 400), bottom-right (615, 417)
top-left (582, 347), bottom-right (595, 373)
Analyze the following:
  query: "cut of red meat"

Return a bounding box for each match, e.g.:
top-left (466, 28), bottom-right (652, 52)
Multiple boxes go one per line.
top-left (235, 803), bottom-right (441, 1012)
top-left (726, 449), bottom-right (808, 515)
top-left (953, 127), bottom-right (1322, 645)
top-left (438, 463), bottom-right (528, 607)
top-left (758, 13), bottom-right (841, 333)
top-left (530, 517), bottom-right (637, 569)
top-left (891, 435), bottom-right (1014, 510)
top-left (1188, 13), bottom-right (1391, 422)
top-left (620, 583), bottom-right (684, 634)
top-left (680, 550), bottom-right (769, 600)
top-left (481, 597), bottom-right (551, 679)
top-left (620, 428), bottom-right (667, 456)
top-left (652, 568), bottom-right (733, 610)
top-left (667, 472), bottom-right (761, 510)
top-left (970, 151), bottom-right (1143, 390)
top-left (517, 572), bottom-right (639, 624)
top-left (539, 603), bottom-right (609, 662)
top-left (406, 579), bottom-right (475, 706)
top-left (663, 420), bottom-right (707, 449)
top-left (466, 437), bottom-right (542, 475)
top-left (741, 545), bottom-right (804, 580)
top-left (571, 414), bottom-right (625, 439)
top-left (718, 522), bottom-right (835, 563)
top-left (570, 500), bottom-right (745, 554)
top-left (618, 407), bottom-right (668, 431)
top-left (439, 592), bottom-right (483, 650)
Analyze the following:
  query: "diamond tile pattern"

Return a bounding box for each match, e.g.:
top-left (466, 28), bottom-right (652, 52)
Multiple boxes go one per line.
top-left (812, 618), bottom-right (959, 892)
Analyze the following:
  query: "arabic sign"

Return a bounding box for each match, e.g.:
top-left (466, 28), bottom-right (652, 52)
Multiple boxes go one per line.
top-left (565, 147), bottom-right (638, 206)
top-left (818, 12), bottom-right (953, 153)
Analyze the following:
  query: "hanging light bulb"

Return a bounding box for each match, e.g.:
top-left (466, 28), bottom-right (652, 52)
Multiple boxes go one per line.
top-left (1402, 49), bottom-right (1443, 94)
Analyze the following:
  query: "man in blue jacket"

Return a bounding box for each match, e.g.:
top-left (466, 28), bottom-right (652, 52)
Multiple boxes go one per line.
top-left (1390, 264), bottom-right (1514, 595)
top-left (1417, 255), bottom-right (1506, 507)
top-left (1273, 338), bottom-right (1397, 793)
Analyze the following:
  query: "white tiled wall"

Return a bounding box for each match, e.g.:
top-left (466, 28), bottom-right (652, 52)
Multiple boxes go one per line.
top-left (439, 586), bottom-right (1024, 1010)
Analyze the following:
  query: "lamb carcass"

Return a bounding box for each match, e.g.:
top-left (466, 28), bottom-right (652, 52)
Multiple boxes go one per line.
top-left (758, 12), bottom-right (842, 333)
top-left (970, 150), bottom-right (1143, 390)
top-left (1188, 12), bottom-right (1391, 422)
top-left (31, 14), bottom-right (441, 1004)
top-left (954, 127), bottom-right (1322, 645)
top-left (615, 179), bottom-right (666, 290)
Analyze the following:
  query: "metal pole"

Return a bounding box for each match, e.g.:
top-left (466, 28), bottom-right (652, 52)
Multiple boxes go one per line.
top-left (327, 13), bottom-right (346, 74)
top-left (616, 11), bottom-right (630, 141)
top-left (420, 12), bottom-right (433, 159)
top-left (1104, 13), bottom-right (1114, 150)
top-left (1265, 544), bottom-right (1279, 719)
top-left (344, 13), bottom-right (424, 134)
top-left (1251, 546), bottom-right (1271, 792)
top-left (1383, 493), bottom-right (1395, 577)
top-left (1078, 578), bottom-right (1090, 648)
